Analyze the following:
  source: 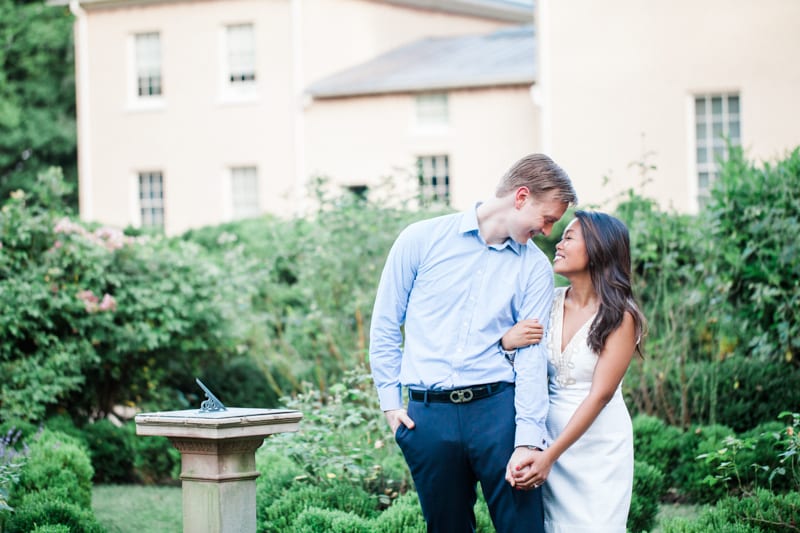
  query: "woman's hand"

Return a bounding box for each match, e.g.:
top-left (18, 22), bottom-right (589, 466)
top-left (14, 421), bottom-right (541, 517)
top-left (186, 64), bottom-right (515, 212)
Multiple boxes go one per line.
top-left (501, 318), bottom-right (543, 350)
top-left (505, 446), bottom-right (554, 490)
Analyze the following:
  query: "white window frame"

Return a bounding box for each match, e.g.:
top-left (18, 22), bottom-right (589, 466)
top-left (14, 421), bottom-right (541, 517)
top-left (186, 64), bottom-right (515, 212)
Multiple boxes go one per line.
top-left (417, 154), bottom-right (450, 206)
top-left (219, 23), bottom-right (258, 103)
top-left (414, 93), bottom-right (449, 132)
top-left (127, 31), bottom-right (165, 111)
top-left (229, 166), bottom-right (260, 220)
top-left (137, 170), bottom-right (165, 229)
top-left (691, 92), bottom-right (741, 206)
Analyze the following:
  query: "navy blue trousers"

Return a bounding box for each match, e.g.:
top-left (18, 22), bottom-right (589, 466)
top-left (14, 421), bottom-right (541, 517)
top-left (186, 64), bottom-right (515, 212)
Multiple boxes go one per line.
top-left (394, 385), bottom-right (544, 533)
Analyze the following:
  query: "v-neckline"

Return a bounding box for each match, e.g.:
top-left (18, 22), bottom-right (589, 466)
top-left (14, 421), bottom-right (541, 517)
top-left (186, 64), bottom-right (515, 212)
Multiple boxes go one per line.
top-left (558, 288), bottom-right (597, 355)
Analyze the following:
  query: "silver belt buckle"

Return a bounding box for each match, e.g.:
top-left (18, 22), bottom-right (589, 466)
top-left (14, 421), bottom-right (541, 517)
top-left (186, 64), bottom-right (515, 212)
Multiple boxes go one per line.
top-left (449, 388), bottom-right (474, 403)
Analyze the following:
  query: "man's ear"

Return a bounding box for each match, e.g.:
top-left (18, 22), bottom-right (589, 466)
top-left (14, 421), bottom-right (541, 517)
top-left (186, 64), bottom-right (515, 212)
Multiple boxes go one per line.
top-left (514, 186), bottom-right (530, 209)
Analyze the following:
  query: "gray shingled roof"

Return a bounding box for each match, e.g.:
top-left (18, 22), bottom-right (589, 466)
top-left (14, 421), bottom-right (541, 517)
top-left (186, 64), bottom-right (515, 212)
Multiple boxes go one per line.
top-left (307, 25), bottom-right (535, 99)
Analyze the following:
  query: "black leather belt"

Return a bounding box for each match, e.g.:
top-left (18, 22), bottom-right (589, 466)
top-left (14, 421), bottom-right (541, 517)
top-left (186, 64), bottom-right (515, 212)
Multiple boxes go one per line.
top-left (408, 382), bottom-right (512, 404)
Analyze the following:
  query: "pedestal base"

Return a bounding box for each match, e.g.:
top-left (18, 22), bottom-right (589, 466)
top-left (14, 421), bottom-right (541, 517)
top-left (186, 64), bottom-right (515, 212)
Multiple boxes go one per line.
top-left (135, 407), bottom-right (302, 533)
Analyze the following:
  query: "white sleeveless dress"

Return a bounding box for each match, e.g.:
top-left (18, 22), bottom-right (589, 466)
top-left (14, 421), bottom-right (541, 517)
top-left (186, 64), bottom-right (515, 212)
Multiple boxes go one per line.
top-left (542, 287), bottom-right (634, 533)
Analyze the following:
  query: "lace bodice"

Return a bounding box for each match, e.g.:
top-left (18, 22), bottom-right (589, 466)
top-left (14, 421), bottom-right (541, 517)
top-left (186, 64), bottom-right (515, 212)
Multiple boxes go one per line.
top-left (546, 287), bottom-right (599, 387)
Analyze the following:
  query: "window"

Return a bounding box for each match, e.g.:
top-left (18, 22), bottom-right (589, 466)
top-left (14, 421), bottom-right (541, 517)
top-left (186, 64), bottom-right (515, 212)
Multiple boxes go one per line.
top-left (231, 166), bottom-right (259, 219)
top-left (417, 155), bottom-right (450, 206)
top-left (134, 32), bottom-right (162, 98)
top-left (138, 171), bottom-right (164, 229)
top-left (346, 185), bottom-right (368, 200)
top-left (226, 24), bottom-right (256, 86)
top-left (695, 93), bottom-right (741, 201)
top-left (415, 93), bottom-right (448, 128)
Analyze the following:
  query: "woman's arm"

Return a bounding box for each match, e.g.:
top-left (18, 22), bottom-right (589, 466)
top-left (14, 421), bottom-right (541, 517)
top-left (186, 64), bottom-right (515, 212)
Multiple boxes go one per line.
top-left (501, 318), bottom-right (543, 350)
top-left (509, 311), bottom-right (637, 489)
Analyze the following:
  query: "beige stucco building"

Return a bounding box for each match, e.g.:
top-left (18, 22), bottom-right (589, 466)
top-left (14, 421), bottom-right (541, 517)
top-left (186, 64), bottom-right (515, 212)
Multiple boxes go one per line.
top-left (537, 0), bottom-right (800, 213)
top-left (68, 0), bottom-right (800, 234)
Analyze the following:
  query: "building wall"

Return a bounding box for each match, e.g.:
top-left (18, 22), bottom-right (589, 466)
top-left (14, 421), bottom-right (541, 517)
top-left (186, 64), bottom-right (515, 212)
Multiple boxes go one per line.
top-left (538, 0), bottom-right (800, 213)
top-left (301, 0), bottom-right (519, 84)
top-left (304, 86), bottom-right (539, 208)
top-left (75, 0), bottom-right (527, 234)
top-left (78, 0), bottom-right (296, 234)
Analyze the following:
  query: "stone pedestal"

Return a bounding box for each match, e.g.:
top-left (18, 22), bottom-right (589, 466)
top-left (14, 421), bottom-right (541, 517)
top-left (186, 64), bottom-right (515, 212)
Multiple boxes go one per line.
top-left (135, 407), bottom-right (302, 533)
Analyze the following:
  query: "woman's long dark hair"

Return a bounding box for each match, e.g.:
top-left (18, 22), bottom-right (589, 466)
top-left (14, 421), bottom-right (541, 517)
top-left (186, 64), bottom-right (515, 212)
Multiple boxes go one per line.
top-left (574, 210), bottom-right (647, 356)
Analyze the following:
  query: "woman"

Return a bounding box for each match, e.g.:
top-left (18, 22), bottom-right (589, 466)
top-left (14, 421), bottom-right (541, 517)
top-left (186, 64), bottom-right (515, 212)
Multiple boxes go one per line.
top-left (504, 210), bottom-right (646, 532)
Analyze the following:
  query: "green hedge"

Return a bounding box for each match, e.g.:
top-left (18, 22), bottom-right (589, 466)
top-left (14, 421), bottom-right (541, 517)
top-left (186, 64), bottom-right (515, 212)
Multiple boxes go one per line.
top-left (4, 428), bottom-right (103, 532)
top-left (660, 489), bottom-right (800, 532)
top-left (628, 460), bottom-right (664, 532)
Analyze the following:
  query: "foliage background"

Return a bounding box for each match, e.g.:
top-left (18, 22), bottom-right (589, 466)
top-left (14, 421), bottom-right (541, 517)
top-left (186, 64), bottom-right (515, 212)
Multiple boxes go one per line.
top-left (0, 0), bottom-right (77, 209)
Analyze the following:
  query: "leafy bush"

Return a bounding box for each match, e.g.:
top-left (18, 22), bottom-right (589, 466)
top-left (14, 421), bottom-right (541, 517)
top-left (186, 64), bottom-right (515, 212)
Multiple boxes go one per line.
top-left (0, 170), bottom-right (249, 423)
top-left (130, 425), bottom-right (180, 485)
top-left (259, 482), bottom-right (377, 533)
top-left (628, 460), bottom-right (664, 532)
top-left (255, 449), bottom-right (305, 503)
top-left (273, 368), bottom-right (411, 497)
top-left (371, 492), bottom-right (426, 533)
top-left (0, 426), bottom-right (28, 520)
top-left (181, 185), bottom-right (436, 395)
top-left (4, 489), bottom-right (104, 533)
top-left (706, 147), bottom-right (800, 365)
top-left (11, 429), bottom-right (93, 509)
top-left (31, 525), bottom-right (71, 533)
top-left (84, 419), bottom-right (134, 483)
top-left (632, 414), bottom-right (681, 485)
top-left (736, 421), bottom-right (794, 492)
top-left (712, 357), bottom-right (800, 432)
top-left (199, 356), bottom-right (278, 409)
top-left (294, 507), bottom-right (371, 533)
top-left (660, 488), bottom-right (800, 532)
top-left (619, 148), bottom-right (800, 429)
top-left (673, 424), bottom-right (735, 503)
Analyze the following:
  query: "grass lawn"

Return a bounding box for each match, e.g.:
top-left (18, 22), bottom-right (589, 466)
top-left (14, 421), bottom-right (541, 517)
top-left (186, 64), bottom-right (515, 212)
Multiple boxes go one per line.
top-left (93, 484), bottom-right (182, 533)
top-left (652, 502), bottom-right (704, 532)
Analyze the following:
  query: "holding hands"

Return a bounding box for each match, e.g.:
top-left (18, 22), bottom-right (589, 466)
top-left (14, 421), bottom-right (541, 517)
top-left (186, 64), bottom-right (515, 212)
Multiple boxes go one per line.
top-left (506, 446), bottom-right (554, 490)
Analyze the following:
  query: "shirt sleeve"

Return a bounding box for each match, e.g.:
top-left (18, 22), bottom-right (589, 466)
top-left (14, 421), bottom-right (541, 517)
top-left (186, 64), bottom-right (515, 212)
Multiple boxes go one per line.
top-left (512, 254), bottom-right (555, 449)
top-left (369, 224), bottom-right (422, 411)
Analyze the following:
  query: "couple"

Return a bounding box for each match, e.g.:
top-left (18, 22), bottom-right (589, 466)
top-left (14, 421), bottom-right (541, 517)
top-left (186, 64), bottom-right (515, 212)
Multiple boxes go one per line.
top-left (369, 154), bottom-right (646, 533)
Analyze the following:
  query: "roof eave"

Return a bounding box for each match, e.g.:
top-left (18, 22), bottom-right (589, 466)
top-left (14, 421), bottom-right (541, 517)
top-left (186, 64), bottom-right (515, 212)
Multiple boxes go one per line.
top-left (309, 76), bottom-right (536, 100)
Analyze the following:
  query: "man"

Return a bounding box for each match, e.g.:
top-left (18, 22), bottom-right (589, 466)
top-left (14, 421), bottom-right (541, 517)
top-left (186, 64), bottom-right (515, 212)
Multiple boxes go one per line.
top-left (369, 154), bottom-right (578, 532)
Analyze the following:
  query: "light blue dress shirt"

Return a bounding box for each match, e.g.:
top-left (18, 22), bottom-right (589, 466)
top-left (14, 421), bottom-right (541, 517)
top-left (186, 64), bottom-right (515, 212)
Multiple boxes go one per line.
top-left (369, 205), bottom-right (554, 448)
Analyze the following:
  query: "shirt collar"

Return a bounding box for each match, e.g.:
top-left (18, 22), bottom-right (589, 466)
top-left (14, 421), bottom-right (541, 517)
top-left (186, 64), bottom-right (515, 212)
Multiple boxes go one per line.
top-left (459, 203), bottom-right (522, 255)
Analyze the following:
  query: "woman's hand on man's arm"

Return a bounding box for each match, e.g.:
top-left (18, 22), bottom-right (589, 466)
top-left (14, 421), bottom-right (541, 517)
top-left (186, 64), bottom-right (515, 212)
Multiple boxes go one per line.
top-left (501, 318), bottom-right (543, 351)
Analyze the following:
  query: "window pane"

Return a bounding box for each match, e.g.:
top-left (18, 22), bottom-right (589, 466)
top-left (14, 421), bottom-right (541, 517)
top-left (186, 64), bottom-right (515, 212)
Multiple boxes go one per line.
top-left (417, 154), bottom-right (450, 206)
top-left (138, 171), bottom-right (164, 229)
top-left (695, 122), bottom-right (707, 139)
top-left (729, 121), bottom-right (740, 141)
top-left (711, 96), bottom-right (723, 115)
top-left (416, 93), bottom-right (449, 127)
top-left (227, 24), bottom-right (256, 84)
top-left (231, 166), bottom-right (259, 219)
top-left (695, 97), bottom-right (706, 117)
top-left (694, 92), bottom-right (741, 205)
top-left (135, 32), bottom-right (162, 97)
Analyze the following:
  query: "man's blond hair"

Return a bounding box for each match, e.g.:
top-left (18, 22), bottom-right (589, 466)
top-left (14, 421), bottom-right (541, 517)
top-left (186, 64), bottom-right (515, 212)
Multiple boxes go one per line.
top-left (496, 153), bottom-right (577, 205)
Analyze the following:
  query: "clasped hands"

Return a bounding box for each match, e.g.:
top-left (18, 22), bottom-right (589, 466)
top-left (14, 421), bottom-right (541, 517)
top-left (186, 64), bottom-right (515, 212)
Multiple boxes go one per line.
top-left (384, 409), bottom-right (552, 490)
top-left (505, 446), bottom-right (552, 490)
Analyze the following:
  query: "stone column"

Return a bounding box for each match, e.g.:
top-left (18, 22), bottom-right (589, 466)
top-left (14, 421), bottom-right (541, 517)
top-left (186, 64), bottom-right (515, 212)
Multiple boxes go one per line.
top-left (135, 408), bottom-right (302, 533)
